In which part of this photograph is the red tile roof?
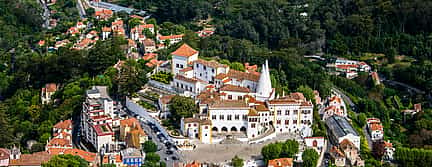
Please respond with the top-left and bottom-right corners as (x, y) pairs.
(48, 148), (96, 163)
(159, 34), (184, 40)
(185, 161), (201, 167)
(9, 151), (52, 166)
(220, 84), (250, 93)
(0, 148), (10, 160)
(93, 123), (114, 136)
(194, 59), (228, 68)
(160, 95), (175, 104)
(227, 69), (260, 82)
(47, 138), (72, 148)
(171, 44), (198, 57)
(53, 120), (72, 130)
(268, 158), (293, 167)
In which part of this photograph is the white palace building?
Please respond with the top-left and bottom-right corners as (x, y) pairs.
(169, 44), (314, 144)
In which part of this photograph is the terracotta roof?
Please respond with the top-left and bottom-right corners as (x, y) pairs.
(0, 148), (10, 160)
(139, 24), (154, 29)
(209, 100), (249, 109)
(215, 73), (228, 80)
(175, 75), (206, 83)
(160, 95), (175, 104)
(45, 83), (57, 92)
(143, 39), (155, 46)
(171, 44), (198, 57)
(185, 161), (200, 167)
(369, 123), (383, 131)
(329, 146), (345, 158)
(196, 91), (221, 105)
(268, 158), (293, 167)
(255, 104), (269, 111)
(47, 138), (72, 147)
(336, 64), (358, 70)
(120, 118), (146, 136)
(200, 119), (212, 125)
(102, 27), (111, 32)
(330, 96), (342, 104)
(53, 120), (72, 130)
(220, 84), (250, 93)
(339, 139), (355, 149)
(227, 69), (260, 82)
(180, 67), (193, 72)
(248, 108), (259, 116)
(159, 34), (184, 40)
(268, 93), (308, 105)
(9, 151), (52, 166)
(130, 15), (144, 20)
(93, 123), (114, 136)
(184, 117), (200, 123)
(48, 148), (96, 163)
(38, 40), (45, 46)
(384, 141), (393, 148)
(194, 59), (228, 69)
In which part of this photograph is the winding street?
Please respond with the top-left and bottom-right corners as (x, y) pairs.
(38, 0), (50, 28)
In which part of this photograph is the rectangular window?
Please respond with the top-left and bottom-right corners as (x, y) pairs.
(285, 120), (289, 125)
(220, 115), (224, 120)
(235, 115), (239, 120)
(227, 115), (232, 120)
(204, 66), (207, 70)
(285, 110), (290, 115)
(293, 120), (297, 124)
(251, 123), (256, 128)
(294, 110), (298, 114)
(242, 115), (247, 120)
(176, 64), (179, 68)
(180, 64), (184, 68)
(228, 95), (232, 100)
(277, 120), (281, 124)
(205, 126), (208, 129)
(196, 64), (199, 68)
(238, 96), (243, 100)
(277, 110), (282, 115)
(212, 69), (215, 73)
(212, 115), (217, 120)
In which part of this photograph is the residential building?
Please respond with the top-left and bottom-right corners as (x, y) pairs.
(267, 158), (293, 167)
(326, 115), (360, 150)
(130, 24), (155, 40)
(81, 86), (117, 151)
(120, 118), (148, 149)
(366, 118), (383, 141)
(0, 148), (10, 166)
(120, 148), (144, 166)
(41, 83), (57, 104)
(304, 137), (325, 153)
(47, 148), (97, 166)
(323, 95), (346, 120)
(340, 139), (364, 166)
(157, 34), (184, 45)
(8, 151), (52, 167)
(95, 9), (113, 20)
(329, 146), (346, 167)
(102, 27), (111, 40)
(143, 39), (156, 53)
(383, 141), (395, 162)
(171, 44), (199, 75)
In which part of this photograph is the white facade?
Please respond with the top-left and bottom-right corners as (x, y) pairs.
(338, 134), (360, 150)
(172, 54), (198, 75)
(267, 99), (313, 135)
(81, 86), (115, 151)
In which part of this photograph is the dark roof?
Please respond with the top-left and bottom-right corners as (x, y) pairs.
(325, 115), (358, 138)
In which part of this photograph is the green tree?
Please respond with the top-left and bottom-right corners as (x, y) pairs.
(168, 95), (198, 123)
(296, 85), (315, 101)
(42, 154), (88, 167)
(230, 62), (245, 72)
(143, 140), (158, 153)
(231, 155), (244, 167)
(261, 143), (282, 163)
(302, 149), (319, 167)
(145, 152), (161, 163)
(280, 140), (299, 158)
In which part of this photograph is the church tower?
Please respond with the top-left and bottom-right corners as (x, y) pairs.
(256, 60), (273, 101)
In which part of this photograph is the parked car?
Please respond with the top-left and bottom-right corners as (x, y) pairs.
(166, 150), (173, 155)
(171, 156), (178, 160)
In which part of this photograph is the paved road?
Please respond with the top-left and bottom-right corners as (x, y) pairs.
(38, 0), (50, 28)
(76, 0), (87, 18)
(139, 119), (182, 167)
(332, 88), (357, 112)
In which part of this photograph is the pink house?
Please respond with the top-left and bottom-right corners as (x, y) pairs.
(0, 148), (10, 166)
